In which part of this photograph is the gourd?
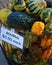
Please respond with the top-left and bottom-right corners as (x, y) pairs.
(31, 21), (45, 35)
(40, 34), (52, 48)
(25, 0), (47, 15)
(10, 0), (26, 11)
(40, 8), (52, 23)
(0, 8), (12, 25)
(7, 12), (38, 30)
(46, 22), (52, 31)
(14, 0), (26, 11)
(41, 47), (52, 59)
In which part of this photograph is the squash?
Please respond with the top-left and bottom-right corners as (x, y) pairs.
(0, 8), (12, 25)
(41, 47), (52, 59)
(40, 35), (47, 48)
(25, 0), (47, 15)
(40, 34), (52, 48)
(31, 21), (45, 35)
(46, 22), (52, 31)
(7, 12), (38, 30)
(40, 8), (52, 23)
(11, 0), (26, 11)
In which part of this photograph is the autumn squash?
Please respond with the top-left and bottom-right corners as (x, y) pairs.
(7, 12), (38, 30)
(10, 0), (26, 11)
(25, 0), (47, 15)
(0, 8), (12, 25)
(31, 21), (45, 35)
(40, 34), (52, 48)
(41, 47), (52, 59)
(46, 22), (52, 31)
(7, 3), (14, 10)
(40, 8), (52, 23)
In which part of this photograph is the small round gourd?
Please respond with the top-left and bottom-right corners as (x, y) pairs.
(40, 8), (52, 23)
(31, 21), (45, 35)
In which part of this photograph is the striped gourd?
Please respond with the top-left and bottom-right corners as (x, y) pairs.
(25, 0), (47, 15)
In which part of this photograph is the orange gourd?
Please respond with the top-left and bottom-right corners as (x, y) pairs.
(41, 47), (52, 59)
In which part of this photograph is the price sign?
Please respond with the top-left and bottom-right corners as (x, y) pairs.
(1, 27), (24, 49)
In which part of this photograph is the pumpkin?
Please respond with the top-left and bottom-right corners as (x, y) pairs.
(40, 35), (47, 48)
(40, 34), (52, 48)
(0, 8), (12, 25)
(41, 47), (52, 59)
(40, 8), (52, 23)
(31, 21), (45, 35)
(7, 12), (38, 30)
(25, 0), (47, 15)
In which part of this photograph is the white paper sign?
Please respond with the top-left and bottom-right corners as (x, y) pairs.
(1, 27), (24, 49)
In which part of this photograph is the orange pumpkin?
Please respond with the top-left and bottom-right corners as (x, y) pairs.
(41, 47), (52, 59)
(40, 34), (52, 48)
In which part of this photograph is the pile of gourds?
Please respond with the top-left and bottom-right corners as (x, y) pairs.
(0, 0), (52, 65)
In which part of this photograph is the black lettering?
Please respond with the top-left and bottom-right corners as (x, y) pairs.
(2, 34), (7, 39)
(13, 40), (21, 45)
(8, 37), (12, 41)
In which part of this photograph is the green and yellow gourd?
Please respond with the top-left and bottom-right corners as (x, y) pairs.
(0, 8), (12, 25)
(40, 8), (52, 23)
(46, 22), (52, 31)
(25, 0), (47, 15)
(8, 0), (26, 11)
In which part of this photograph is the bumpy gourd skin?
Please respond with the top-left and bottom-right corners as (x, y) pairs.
(31, 21), (45, 35)
(7, 12), (38, 30)
(25, 0), (47, 15)
(40, 8), (52, 23)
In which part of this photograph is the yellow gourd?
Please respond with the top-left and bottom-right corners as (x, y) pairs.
(31, 21), (45, 35)
(0, 8), (12, 24)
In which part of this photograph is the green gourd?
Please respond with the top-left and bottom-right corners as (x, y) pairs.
(7, 12), (38, 30)
(40, 8), (52, 23)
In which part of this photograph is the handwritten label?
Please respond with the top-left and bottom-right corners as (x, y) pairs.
(1, 27), (24, 49)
